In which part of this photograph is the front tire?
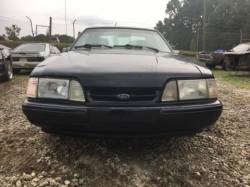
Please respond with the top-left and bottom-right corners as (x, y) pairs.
(2, 60), (13, 81)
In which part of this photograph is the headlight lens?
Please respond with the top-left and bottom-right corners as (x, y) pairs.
(178, 79), (208, 100)
(38, 78), (70, 99)
(161, 80), (178, 102)
(69, 80), (85, 102)
(161, 79), (218, 102)
(207, 79), (218, 99)
(27, 78), (85, 102)
(26, 78), (38, 98)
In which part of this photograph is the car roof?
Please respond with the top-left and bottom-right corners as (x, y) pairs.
(84, 26), (157, 32)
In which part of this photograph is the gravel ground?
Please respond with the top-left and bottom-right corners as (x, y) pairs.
(0, 75), (249, 187)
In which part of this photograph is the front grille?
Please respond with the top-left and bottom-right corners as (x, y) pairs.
(87, 87), (160, 102)
(12, 57), (44, 62)
(27, 57), (44, 62)
(12, 57), (19, 61)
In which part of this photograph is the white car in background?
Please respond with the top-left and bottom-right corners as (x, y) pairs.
(11, 43), (60, 73)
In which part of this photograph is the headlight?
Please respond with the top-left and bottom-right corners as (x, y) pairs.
(161, 79), (218, 102)
(178, 79), (208, 100)
(26, 78), (38, 98)
(207, 79), (218, 99)
(69, 80), (85, 102)
(26, 78), (85, 102)
(161, 80), (178, 102)
(38, 78), (70, 99)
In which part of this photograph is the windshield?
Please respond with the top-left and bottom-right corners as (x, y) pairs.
(72, 28), (172, 53)
(13, 43), (46, 53)
(232, 43), (250, 52)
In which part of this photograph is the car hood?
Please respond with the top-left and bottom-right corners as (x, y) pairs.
(32, 50), (212, 87)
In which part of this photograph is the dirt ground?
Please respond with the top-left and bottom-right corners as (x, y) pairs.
(0, 75), (249, 187)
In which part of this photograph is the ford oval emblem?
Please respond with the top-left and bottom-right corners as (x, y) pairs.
(117, 94), (130, 100)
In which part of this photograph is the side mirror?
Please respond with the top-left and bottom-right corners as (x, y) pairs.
(62, 47), (70, 52)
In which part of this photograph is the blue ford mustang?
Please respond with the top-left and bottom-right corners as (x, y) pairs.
(22, 27), (223, 136)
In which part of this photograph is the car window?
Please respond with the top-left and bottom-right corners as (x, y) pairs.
(73, 28), (172, 53)
(13, 43), (45, 53)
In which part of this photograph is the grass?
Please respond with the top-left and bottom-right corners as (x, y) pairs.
(213, 70), (250, 89)
(180, 50), (198, 57)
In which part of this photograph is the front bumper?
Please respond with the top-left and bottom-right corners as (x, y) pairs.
(13, 61), (40, 69)
(22, 99), (223, 135)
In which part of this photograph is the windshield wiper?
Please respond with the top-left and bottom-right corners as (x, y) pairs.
(74, 44), (112, 50)
(113, 44), (160, 53)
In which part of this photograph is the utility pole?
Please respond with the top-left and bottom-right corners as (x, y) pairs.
(26, 16), (34, 37)
(49, 17), (52, 37)
(65, 0), (68, 35)
(197, 27), (200, 52)
(73, 19), (77, 39)
(202, 0), (207, 51)
(240, 30), (243, 43)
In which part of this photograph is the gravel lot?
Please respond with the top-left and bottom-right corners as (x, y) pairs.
(0, 75), (249, 187)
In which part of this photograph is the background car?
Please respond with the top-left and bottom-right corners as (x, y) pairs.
(197, 51), (213, 63)
(198, 49), (225, 69)
(11, 43), (60, 73)
(224, 43), (250, 70)
(0, 44), (13, 81)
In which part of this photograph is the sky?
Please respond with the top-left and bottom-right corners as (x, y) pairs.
(0, 0), (168, 37)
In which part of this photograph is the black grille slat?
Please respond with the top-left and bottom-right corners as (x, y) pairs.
(12, 57), (19, 61)
(87, 87), (159, 102)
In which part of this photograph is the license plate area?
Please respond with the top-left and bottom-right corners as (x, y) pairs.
(89, 108), (157, 124)
(19, 58), (28, 66)
(19, 58), (28, 62)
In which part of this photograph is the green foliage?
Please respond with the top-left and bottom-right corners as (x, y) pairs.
(179, 50), (198, 57)
(5, 25), (21, 41)
(156, 0), (250, 51)
(54, 35), (74, 43)
(213, 70), (250, 89)
(0, 35), (5, 41)
(20, 34), (74, 44)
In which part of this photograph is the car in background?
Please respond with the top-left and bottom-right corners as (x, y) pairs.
(224, 43), (250, 70)
(22, 27), (222, 136)
(11, 43), (60, 73)
(207, 49), (225, 69)
(197, 51), (213, 63)
(198, 49), (225, 69)
(0, 44), (13, 81)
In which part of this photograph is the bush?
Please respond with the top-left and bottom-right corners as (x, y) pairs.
(179, 50), (198, 57)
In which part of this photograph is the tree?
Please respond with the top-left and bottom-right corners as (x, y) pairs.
(0, 35), (5, 41)
(156, 0), (250, 51)
(156, 0), (203, 50)
(5, 25), (21, 40)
